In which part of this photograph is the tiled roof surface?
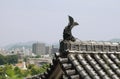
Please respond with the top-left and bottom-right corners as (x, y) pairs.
(28, 52), (120, 79)
(28, 40), (120, 79)
(66, 53), (120, 79)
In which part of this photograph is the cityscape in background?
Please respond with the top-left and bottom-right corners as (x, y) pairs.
(0, 38), (120, 62)
(0, 41), (59, 68)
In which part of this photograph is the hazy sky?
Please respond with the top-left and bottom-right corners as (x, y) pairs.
(0, 0), (120, 46)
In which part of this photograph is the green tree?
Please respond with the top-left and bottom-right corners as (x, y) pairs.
(0, 63), (50, 79)
(21, 70), (30, 77)
(6, 68), (15, 77)
(6, 55), (18, 64)
(27, 64), (35, 69)
(0, 54), (19, 65)
(0, 54), (6, 65)
(35, 55), (41, 58)
(4, 64), (13, 70)
(14, 67), (21, 74)
(0, 67), (6, 79)
(42, 64), (49, 69)
(30, 67), (40, 75)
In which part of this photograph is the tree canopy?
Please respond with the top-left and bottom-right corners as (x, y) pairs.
(0, 54), (18, 65)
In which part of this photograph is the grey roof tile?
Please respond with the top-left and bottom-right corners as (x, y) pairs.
(66, 69), (76, 75)
(69, 74), (79, 79)
(62, 63), (72, 69)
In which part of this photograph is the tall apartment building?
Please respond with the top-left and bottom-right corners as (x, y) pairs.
(46, 46), (52, 55)
(32, 42), (46, 56)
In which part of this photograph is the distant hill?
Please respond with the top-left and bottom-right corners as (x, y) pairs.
(109, 39), (120, 42)
(4, 41), (59, 50)
(4, 41), (35, 50)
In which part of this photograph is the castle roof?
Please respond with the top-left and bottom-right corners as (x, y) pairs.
(28, 40), (120, 79)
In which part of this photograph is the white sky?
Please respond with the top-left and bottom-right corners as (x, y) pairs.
(0, 0), (120, 46)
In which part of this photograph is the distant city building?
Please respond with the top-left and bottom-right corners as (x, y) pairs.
(46, 46), (52, 55)
(0, 48), (7, 56)
(32, 42), (46, 55)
